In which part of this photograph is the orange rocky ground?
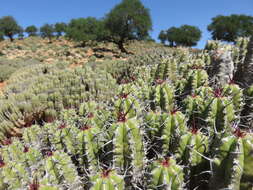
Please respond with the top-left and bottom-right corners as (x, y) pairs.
(0, 82), (6, 91)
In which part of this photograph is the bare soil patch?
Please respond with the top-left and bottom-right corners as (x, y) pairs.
(0, 82), (6, 91)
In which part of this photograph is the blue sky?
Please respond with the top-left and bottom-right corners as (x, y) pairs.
(0, 0), (252, 48)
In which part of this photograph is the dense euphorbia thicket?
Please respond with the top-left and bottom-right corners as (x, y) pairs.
(0, 37), (253, 189)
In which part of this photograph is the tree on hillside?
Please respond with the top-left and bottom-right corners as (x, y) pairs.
(158, 30), (167, 44)
(104, 0), (152, 53)
(166, 25), (202, 47)
(166, 27), (180, 47)
(175, 25), (202, 46)
(40, 24), (55, 42)
(0, 16), (21, 42)
(208, 14), (253, 42)
(25, 25), (38, 37)
(54, 22), (67, 38)
(66, 17), (109, 46)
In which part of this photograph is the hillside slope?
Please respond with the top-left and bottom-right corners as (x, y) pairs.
(0, 37), (252, 190)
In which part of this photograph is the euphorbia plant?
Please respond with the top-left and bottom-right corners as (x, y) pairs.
(210, 128), (253, 190)
(149, 157), (185, 189)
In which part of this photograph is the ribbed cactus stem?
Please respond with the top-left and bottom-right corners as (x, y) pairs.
(162, 111), (187, 155)
(77, 124), (100, 175)
(235, 36), (253, 87)
(113, 117), (145, 183)
(149, 82), (174, 112)
(207, 91), (236, 134)
(90, 169), (124, 190)
(175, 129), (208, 167)
(184, 69), (209, 93)
(149, 157), (184, 189)
(209, 131), (249, 190)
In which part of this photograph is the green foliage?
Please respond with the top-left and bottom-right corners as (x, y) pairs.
(40, 24), (55, 42)
(207, 14), (253, 42)
(158, 30), (167, 44)
(66, 17), (108, 46)
(105, 0), (152, 52)
(166, 27), (180, 47)
(54, 22), (67, 37)
(0, 16), (21, 41)
(25, 25), (38, 36)
(165, 25), (202, 47)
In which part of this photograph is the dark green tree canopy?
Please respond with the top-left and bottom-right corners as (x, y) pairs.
(40, 24), (55, 42)
(158, 30), (167, 44)
(0, 16), (21, 41)
(104, 0), (152, 52)
(54, 22), (67, 37)
(165, 25), (202, 47)
(175, 25), (202, 46)
(66, 17), (108, 45)
(25, 25), (38, 36)
(166, 27), (180, 47)
(208, 14), (253, 42)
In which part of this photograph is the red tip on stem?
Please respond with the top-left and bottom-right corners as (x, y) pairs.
(0, 158), (5, 168)
(23, 146), (29, 153)
(87, 112), (94, 118)
(155, 79), (165, 85)
(101, 169), (112, 178)
(58, 123), (67, 129)
(233, 128), (246, 138)
(29, 183), (40, 190)
(80, 125), (91, 131)
(161, 158), (170, 167)
(2, 138), (12, 146)
(117, 112), (127, 123)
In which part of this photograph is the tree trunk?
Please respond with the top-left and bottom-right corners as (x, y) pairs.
(81, 41), (86, 47)
(8, 35), (14, 42)
(117, 40), (128, 54)
(169, 41), (174, 47)
(48, 37), (52, 43)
